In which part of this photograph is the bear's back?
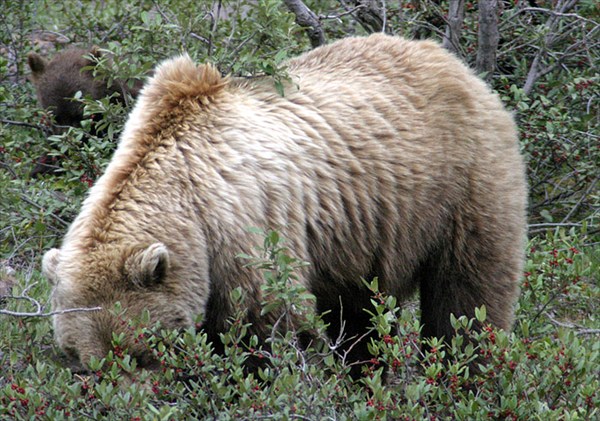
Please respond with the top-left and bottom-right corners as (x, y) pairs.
(63, 34), (524, 296)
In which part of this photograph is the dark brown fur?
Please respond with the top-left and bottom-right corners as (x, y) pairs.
(27, 47), (142, 176)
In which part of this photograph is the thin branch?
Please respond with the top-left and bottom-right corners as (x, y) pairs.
(150, 0), (172, 24)
(17, 193), (70, 228)
(544, 312), (600, 336)
(1, 118), (52, 135)
(207, 1), (222, 57)
(0, 159), (19, 179)
(528, 222), (584, 228)
(1, 282), (102, 317)
(189, 32), (210, 45)
(320, 5), (364, 21)
(0, 303), (103, 317)
(224, 31), (259, 74)
(561, 177), (598, 223)
(29, 29), (70, 43)
(520, 7), (598, 25)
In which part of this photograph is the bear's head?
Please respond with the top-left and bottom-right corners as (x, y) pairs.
(42, 242), (206, 370)
(27, 47), (111, 131)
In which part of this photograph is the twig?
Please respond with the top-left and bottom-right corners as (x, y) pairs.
(320, 5), (364, 21)
(189, 32), (210, 45)
(561, 177), (598, 223)
(380, 0), (386, 33)
(150, 0), (172, 24)
(0, 118), (52, 135)
(17, 193), (70, 228)
(520, 7), (599, 25)
(0, 159), (19, 179)
(1, 283), (102, 318)
(528, 222), (583, 229)
(544, 312), (600, 336)
(0, 303), (103, 317)
(224, 32), (259, 74)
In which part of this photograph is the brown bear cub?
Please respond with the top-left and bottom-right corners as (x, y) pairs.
(42, 34), (528, 379)
(27, 47), (141, 176)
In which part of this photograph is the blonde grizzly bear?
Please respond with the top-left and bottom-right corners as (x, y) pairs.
(42, 34), (527, 377)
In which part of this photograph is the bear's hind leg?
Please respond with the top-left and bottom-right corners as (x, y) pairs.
(316, 283), (382, 380)
(418, 237), (521, 348)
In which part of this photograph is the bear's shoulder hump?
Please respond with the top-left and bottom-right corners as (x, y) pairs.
(142, 54), (227, 108)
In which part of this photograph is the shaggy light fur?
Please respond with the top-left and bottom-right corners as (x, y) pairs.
(43, 34), (528, 373)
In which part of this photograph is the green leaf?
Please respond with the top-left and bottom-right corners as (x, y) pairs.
(540, 209), (553, 222)
(475, 306), (487, 323)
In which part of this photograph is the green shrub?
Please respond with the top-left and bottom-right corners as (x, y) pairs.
(1, 230), (598, 419)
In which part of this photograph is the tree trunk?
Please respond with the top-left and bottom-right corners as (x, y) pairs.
(476, 0), (500, 80)
(442, 0), (465, 54)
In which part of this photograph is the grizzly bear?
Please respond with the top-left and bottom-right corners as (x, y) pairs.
(42, 34), (528, 377)
(27, 47), (142, 176)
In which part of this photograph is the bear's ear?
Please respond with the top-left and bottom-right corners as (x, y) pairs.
(126, 243), (170, 289)
(27, 52), (46, 76)
(42, 248), (61, 286)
